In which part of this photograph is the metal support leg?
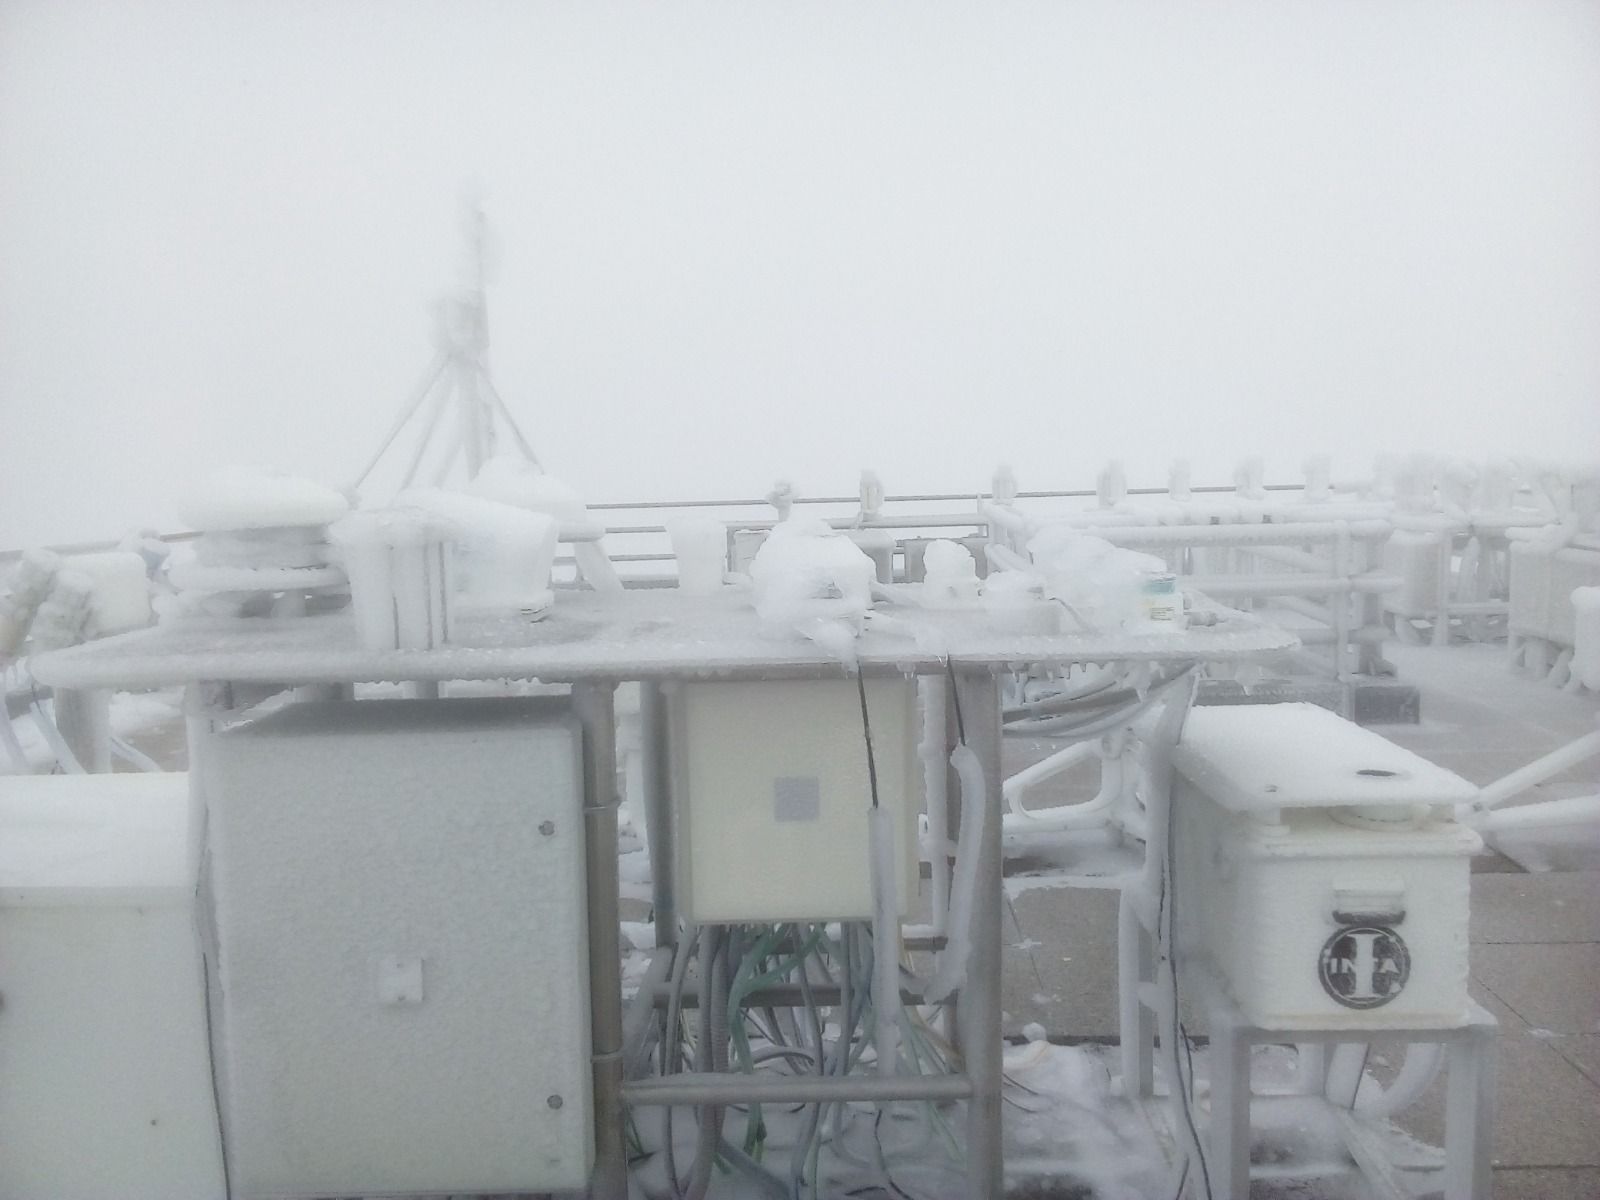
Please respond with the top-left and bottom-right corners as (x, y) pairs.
(574, 681), (628, 1200)
(1118, 892), (1155, 1098)
(1443, 1018), (1496, 1200)
(955, 669), (1003, 1198)
(1208, 1010), (1252, 1200)
(941, 672), (963, 1047)
(1120, 675), (1196, 1101)
(639, 681), (675, 948)
(1432, 530), (1454, 647)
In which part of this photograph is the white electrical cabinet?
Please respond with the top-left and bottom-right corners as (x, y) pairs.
(671, 678), (922, 923)
(0, 773), (224, 1200)
(203, 697), (592, 1198)
(1173, 704), (1480, 1031)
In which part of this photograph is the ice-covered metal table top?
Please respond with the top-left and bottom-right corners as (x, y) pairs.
(31, 588), (1298, 689)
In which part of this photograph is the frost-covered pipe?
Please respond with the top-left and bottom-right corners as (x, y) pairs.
(1003, 745), (1127, 833)
(1324, 1042), (1444, 1117)
(109, 735), (163, 773)
(924, 745), (986, 1005)
(1473, 793), (1600, 833)
(1361, 1043), (1443, 1117)
(0, 548), (60, 657)
(1003, 740), (1097, 816)
(685, 928), (729, 1200)
(1, 712), (30, 773)
(29, 699), (84, 774)
(913, 679), (949, 939)
(1095, 519), (1392, 547)
(869, 805), (902, 1076)
(1006, 669), (1192, 739)
(1324, 1042), (1364, 1109)
(983, 542), (1030, 574)
(1468, 727), (1600, 813)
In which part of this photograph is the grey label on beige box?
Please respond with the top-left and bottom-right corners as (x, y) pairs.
(773, 776), (820, 822)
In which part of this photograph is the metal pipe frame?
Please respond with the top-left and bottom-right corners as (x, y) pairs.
(623, 1071), (974, 1107)
(951, 668), (1005, 1198)
(1182, 573), (1398, 597)
(622, 949), (674, 1081)
(1094, 519), (1393, 547)
(638, 681), (676, 947)
(903, 676), (950, 943)
(573, 681), (628, 1200)
(648, 978), (928, 1011)
(1205, 994), (1497, 1200)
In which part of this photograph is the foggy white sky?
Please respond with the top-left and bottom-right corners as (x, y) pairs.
(2, 0), (1598, 548)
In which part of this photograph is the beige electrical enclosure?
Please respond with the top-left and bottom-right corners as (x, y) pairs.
(671, 677), (922, 923)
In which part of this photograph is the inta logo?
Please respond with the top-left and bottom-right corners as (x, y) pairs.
(1318, 925), (1411, 1009)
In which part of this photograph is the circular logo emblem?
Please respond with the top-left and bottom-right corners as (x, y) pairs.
(1318, 925), (1410, 1009)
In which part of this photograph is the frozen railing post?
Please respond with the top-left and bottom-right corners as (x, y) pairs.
(1097, 459), (1127, 510)
(1507, 462), (1600, 682)
(1167, 458), (1192, 504)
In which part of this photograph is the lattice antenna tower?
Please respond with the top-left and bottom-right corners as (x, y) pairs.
(353, 204), (541, 495)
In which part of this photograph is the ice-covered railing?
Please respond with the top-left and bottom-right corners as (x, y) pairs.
(1, 543), (161, 774)
(572, 462), (1371, 589)
(1503, 465), (1600, 690)
(980, 459), (1402, 690)
(1369, 455), (1597, 652)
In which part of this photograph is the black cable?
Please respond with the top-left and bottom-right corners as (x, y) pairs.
(855, 670), (881, 809)
(1171, 1155), (1190, 1200)
(943, 660), (966, 745)
(1349, 1043), (1374, 1111)
(1163, 765), (1214, 1200)
(872, 1109), (917, 1200)
(199, 950), (234, 1200)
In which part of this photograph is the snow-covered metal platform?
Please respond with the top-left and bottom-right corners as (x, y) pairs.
(29, 587), (1297, 689)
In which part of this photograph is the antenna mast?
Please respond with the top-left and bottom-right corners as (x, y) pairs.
(353, 203), (540, 496)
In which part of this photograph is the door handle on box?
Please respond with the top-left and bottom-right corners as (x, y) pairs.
(1332, 907), (1405, 926)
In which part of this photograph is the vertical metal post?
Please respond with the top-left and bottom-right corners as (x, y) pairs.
(1355, 534), (1384, 676)
(182, 684), (214, 886)
(1121, 676), (1197, 1103)
(1117, 892), (1155, 1098)
(1432, 529), (1454, 647)
(954, 669), (1003, 1198)
(1443, 1021), (1496, 1200)
(638, 681), (676, 948)
(1207, 1010), (1252, 1199)
(921, 677), (949, 938)
(940, 670), (962, 1046)
(1332, 525), (1353, 685)
(574, 681), (628, 1200)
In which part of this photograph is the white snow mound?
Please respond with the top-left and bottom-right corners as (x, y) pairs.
(180, 466), (349, 532)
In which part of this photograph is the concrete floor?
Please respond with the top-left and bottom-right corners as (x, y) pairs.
(999, 641), (1600, 1197)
